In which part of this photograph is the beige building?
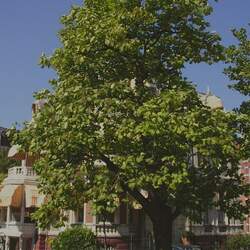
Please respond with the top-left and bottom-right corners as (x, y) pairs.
(0, 149), (135, 250)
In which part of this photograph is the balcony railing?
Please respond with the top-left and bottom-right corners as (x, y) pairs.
(71, 223), (130, 237)
(0, 222), (36, 237)
(8, 167), (37, 178)
(96, 224), (118, 235)
(191, 224), (244, 235)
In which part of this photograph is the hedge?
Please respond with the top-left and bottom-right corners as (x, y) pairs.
(51, 226), (97, 250)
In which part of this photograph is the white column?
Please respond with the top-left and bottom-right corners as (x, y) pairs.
(20, 186), (25, 224)
(5, 207), (11, 250)
(0, 208), (2, 223)
(69, 210), (75, 224)
(19, 235), (23, 250)
(5, 236), (9, 250)
(83, 204), (86, 224)
(6, 206), (10, 225)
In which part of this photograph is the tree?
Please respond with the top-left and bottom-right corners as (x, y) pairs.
(11, 1), (250, 250)
(225, 28), (250, 97)
(0, 149), (19, 184)
(0, 150), (11, 183)
(51, 226), (97, 250)
(224, 27), (250, 159)
(225, 234), (250, 250)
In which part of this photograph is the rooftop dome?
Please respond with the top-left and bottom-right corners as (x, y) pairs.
(199, 90), (223, 110)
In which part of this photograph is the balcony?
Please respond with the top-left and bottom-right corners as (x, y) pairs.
(96, 224), (131, 237)
(8, 167), (36, 178)
(0, 222), (36, 237)
(70, 223), (131, 237)
(191, 224), (244, 235)
(4, 167), (37, 185)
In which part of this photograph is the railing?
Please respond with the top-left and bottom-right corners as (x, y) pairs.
(0, 222), (36, 237)
(191, 224), (244, 235)
(96, 224), (118, 235)
(8, 167), (37, 178)
(71, 223), (130, 237)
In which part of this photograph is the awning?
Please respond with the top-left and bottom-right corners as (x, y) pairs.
(0, 184), (44, 208)
(8, 145), (26, 160)
(0, 185), (23, 207)
(25, 185), (44, 207)
(8, 145), (37, 166)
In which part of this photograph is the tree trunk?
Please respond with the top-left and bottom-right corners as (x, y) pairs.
(151, 211), (173, 250)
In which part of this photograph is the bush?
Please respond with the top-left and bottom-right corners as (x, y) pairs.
(51, 226), (97, 250)
(225, 234), (250, 250)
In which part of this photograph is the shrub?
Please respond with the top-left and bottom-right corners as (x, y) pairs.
(225, 234), (250, 250)
(51, 226), (97, 250)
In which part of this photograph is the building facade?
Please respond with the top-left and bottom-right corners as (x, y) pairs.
(240, 161), (250, 234)
(188, 160), (250, 250)
(0, 147), (152, 250)
(0, 146), (188, 250)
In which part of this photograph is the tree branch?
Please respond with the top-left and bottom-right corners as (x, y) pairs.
(99, 154), (150, 210)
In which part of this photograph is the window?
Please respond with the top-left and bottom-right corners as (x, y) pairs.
(202, 211), (209, 225)
(31, 196), (37, 206)
(218, 211), (225, 225)
(10, 207), (21, 222)
(0, 207), (7, 222)
(24, 207), (36, 223)
(97, 213), (115, 224)
(76, 208), (84, 223)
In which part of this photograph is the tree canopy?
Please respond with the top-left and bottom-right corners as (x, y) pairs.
(225, 28), (250, 97)
(11, 1), (250, 250)
(225, 234), (250, 250)
(224, 27), (250, 158)
(0, 150), (16, 183)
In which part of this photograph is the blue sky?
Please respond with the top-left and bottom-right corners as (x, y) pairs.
(0, 0), (249, 127)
